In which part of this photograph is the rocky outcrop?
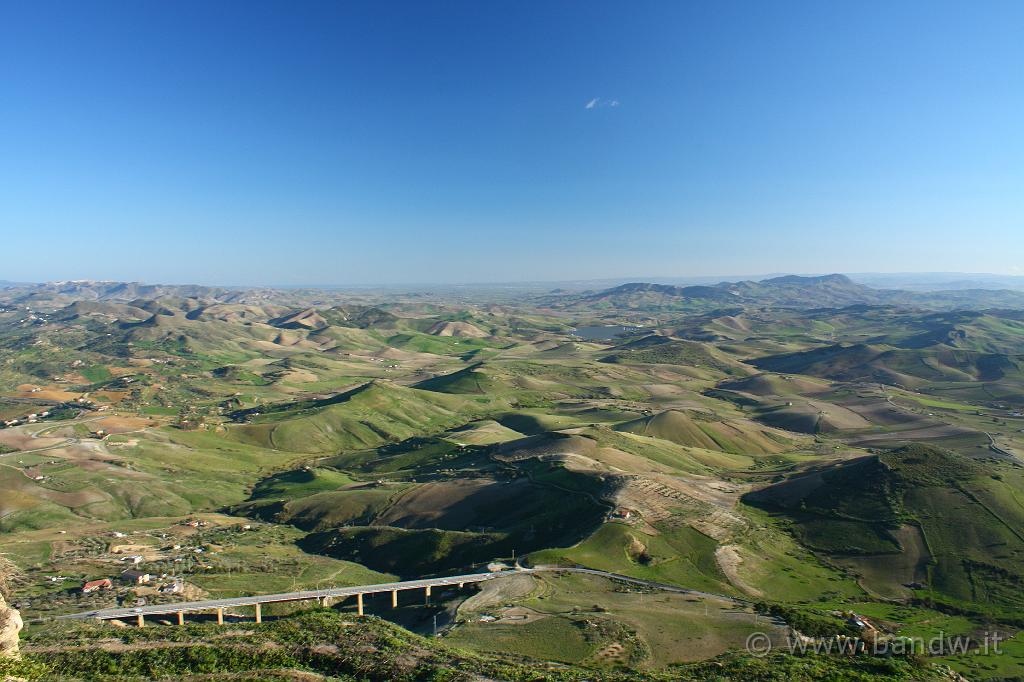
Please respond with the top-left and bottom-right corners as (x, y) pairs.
(0, 593), (22, 659)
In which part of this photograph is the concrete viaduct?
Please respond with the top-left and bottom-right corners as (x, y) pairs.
(60, 570), (514, 627)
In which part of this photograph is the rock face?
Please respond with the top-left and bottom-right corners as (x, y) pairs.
(0, 593), (22, 658)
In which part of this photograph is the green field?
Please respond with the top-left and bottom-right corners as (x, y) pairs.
(530, 523), (733, 595)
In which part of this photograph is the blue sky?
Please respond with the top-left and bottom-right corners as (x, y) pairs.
(1, 1), (1022, 285)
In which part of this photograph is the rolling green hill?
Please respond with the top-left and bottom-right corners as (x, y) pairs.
(5, 608), (952, 682)
(5, 281), (1024, 678)
(754, 342), (1024, 387)
(414, 363), (498, 394)
(745, 444), (1024, 619)
(601, 336), (750, 376)
(227, 381), (489, 453)
(286, 471), (607, 576)
(718, 373), (832, 396)
(614, 409), (799, 454)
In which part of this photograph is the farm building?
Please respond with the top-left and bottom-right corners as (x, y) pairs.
(81, 578), (113, 594)
(121, 570), (151, 585)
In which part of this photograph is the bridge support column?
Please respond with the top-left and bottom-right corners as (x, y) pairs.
(255, 603), (262, 624)
(137, 613), (144, 627)
(458, 582), (464, 588)
(177, 611), (184, 626)
(357, 593), (364, 616)
(216, 607), (224, 625)
(391, 590), (398, 608)
(425, 585), (431, 598)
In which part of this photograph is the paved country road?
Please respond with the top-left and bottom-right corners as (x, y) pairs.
(60, 566), (749, 622)
(526, 566), (750, 606)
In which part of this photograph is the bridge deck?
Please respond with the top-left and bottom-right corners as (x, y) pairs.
(62, 570), (512, 620)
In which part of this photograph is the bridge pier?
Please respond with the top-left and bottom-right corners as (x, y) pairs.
(65, 573), (507, 626)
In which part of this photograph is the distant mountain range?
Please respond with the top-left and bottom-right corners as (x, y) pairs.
(3, 274), (1024, 312)
(849, 272), (1024, 292)
(1, 280), (244, 301)
(0, 280), (340, 309)
(549, 274), (1024, 310)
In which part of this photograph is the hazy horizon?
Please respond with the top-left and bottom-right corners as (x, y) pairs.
(5, 270), (1024, 291)
(2, 2), (1022, 285)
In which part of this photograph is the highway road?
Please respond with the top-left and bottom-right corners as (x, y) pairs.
(60, 565), (749, 622)
(60, 571), (513, 621)
(527, 566), (749, 605)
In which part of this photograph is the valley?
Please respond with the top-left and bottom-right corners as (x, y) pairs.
(1, 275), (1023, 680)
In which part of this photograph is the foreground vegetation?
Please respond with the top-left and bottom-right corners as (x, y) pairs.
(3, 609), (953, 681)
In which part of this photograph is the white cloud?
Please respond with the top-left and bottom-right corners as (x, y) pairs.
(585, 98), (599, 109)
(585, 98), (619, 110)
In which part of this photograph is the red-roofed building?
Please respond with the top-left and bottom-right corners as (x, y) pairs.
(81, 578), (113, 593)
